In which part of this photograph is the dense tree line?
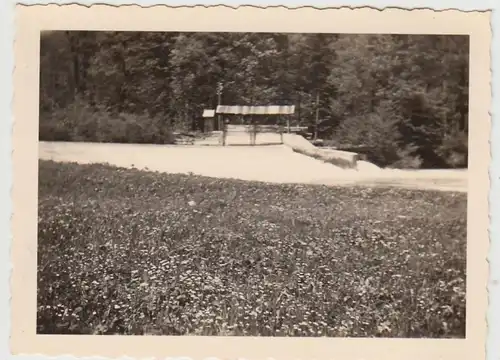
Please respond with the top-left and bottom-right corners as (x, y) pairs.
(39, 31), (469, 168)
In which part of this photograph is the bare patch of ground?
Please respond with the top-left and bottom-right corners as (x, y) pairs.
(39, 141), (467, 192)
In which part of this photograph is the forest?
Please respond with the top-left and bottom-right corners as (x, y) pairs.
(39, 31), (469, 168)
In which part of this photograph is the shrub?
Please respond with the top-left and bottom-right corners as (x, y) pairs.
(437, 130), (468, 168)
(39, 99), (175, 145)
(333, 111), (422, 169)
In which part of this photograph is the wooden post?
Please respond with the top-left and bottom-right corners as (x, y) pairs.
(216, 82), (223, 132)
(222, 117), (227, 146)
(248, 115), (252, 145)
(314, 91), (320, 140)
(251, 116), (256, 146)
(217, 92), (222, 131)
(279, 115), (284, 144)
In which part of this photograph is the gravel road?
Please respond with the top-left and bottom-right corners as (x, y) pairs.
(39, 141), (467, 192)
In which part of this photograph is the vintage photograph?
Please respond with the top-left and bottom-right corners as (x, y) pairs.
(37, 30), (469, 338)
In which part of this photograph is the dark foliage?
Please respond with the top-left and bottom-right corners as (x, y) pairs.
(40, 32), (469, 168)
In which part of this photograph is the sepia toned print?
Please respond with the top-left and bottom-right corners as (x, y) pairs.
(11, 5), (490, 360)
(37, 30), (468, 338)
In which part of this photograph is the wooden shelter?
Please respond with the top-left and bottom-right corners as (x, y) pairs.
(216, 105), (295, 129)
(202, 109), (216, 132)
(216, 105), (296, 145)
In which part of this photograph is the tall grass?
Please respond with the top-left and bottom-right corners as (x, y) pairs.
(37, 160), (467, 337)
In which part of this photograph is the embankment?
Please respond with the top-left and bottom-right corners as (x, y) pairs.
(282, 134), (360, 169)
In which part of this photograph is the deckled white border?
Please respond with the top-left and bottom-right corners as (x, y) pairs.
(1, 2), (498, 360)
(10, 0), (499, 9)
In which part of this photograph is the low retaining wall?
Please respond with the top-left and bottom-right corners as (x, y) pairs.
(282, 134), (359, 169)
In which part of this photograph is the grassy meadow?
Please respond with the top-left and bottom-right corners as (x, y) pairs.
(37, 160), (467, 337)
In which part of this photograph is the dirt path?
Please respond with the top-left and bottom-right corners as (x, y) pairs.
(39, 141), (467, 192)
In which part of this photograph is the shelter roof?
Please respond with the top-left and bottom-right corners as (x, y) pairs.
(216, 105), (295, 115)
(202, 109), (216, 117)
